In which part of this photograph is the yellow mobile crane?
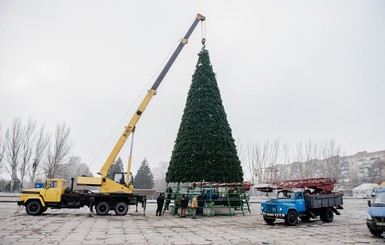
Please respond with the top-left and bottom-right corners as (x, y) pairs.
(17, 14), (205, 216)
(78, 13), (206, 192)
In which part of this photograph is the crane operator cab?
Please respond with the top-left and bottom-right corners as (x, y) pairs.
(111, 172), (134, 186)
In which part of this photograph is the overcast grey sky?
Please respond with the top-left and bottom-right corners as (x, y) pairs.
(1, 1), (384, 175)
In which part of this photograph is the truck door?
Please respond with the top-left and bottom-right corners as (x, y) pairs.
(295, 192), (306, 213)
(44, 180), (61, 202)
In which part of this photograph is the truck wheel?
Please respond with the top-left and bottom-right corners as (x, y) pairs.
(26, 200), (42, 215)
(285, 210), (298, 226)
(115, 202), (128, 216)
(263, 216), (276, 224)
(95, 201), (110, 215)
(369, 229), (383, 237)
(320, 208), (334, 222)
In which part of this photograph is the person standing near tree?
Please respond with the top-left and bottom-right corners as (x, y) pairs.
(180, 194), (189, 218)
(156, 193), (165, 216)
(191, 195), (198, 219)
(174, 193), (181, 216)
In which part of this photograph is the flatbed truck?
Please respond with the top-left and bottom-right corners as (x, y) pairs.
(258, 178), (344, 226)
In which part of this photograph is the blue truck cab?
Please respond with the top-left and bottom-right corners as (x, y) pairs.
(367, 187), (385, 237)
(261, 189), (343, 226)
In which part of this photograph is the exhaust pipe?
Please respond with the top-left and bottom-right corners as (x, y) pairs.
(71, 178), (75, 192)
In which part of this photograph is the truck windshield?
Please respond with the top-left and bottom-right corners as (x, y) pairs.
(113, 172), (126, 184)
(373, 192), (385, 205)
(277, 191), (294, 199)
(47, 181), (57, 188)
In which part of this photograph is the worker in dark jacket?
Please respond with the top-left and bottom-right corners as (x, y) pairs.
(156, 193), (165, 216)
(180, 194), (189, 218)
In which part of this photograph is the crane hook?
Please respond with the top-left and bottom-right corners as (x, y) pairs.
(201, 38), (206, 48)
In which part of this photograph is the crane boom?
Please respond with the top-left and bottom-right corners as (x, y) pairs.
(78, 14), (205, 193)
(151, 14), (206, 90)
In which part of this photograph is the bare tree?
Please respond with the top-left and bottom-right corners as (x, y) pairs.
(349, 162), (360, 189)
(4, 118), (23, 192)
(293, 140), (319, 178)
(293, 142), (304, 178)
(44, 123), (73, 178)
(305, 140), (320, 177)
(240, 138), (345, 186)
(263, 139), (281, 182)
(19, 119), (36, 190)
(237, 140), (256, 184)
(368, 160), (385, 183)
(28, 124), (49, 186)
(0, 125), (5, 174)
(320, 139), (341, 179)
(278, 144), (292, 180)
(239, 139), (282, 184)
(246, 141), (264, 183)
(57, 157), (93, 184)
(75, 163), (93, 177)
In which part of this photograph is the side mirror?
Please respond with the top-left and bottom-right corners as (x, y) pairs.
(368, 200), (372, 207)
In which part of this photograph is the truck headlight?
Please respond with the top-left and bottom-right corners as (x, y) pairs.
(367, 213), (373, 221)
(261, 206), (264, 210)
(279, 207), (283, 212)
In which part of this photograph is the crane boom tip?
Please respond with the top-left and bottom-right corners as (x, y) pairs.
(197, 13), (206, 21)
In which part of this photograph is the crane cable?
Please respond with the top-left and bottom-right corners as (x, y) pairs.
(88, 16), (203, 170)
(88, 38), (182, 170)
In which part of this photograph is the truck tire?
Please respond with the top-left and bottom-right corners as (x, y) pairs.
(320, 208), (334, 222)
(285, 210), (298, 226)
(369, 229), (383, 237)
(26, 200), (42, 215)
(95, 201), (110, 215)
(115, 202), (128, 216)
(263, 216), (276, 224)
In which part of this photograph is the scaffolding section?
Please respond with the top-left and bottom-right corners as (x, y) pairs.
(163, 182), (251, 217)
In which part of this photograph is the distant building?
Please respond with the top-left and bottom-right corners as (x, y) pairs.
(340, 151), (385, 189)
(152, 161), (169, 192)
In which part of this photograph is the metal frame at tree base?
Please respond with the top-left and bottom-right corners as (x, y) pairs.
(163, 182), (252, 217)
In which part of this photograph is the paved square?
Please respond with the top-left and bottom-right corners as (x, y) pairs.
(0, 198), (382, 244)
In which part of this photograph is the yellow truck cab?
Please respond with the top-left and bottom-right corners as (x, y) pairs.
(18, 179), (67, 215)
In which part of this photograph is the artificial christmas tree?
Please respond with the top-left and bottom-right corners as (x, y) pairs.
(166, 48), (243, 183)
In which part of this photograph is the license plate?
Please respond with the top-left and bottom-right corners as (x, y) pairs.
(265, 213), (275, 216)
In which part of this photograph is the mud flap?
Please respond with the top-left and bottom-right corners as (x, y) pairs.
(331, 206), (341, 215)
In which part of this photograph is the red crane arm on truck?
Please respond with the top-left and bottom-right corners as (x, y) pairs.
(270, 178), (336, 193)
